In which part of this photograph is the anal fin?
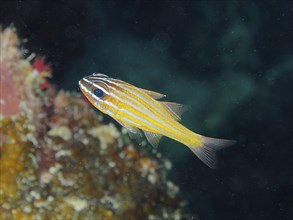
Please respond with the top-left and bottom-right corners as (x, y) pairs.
(143, 130), (163, 148)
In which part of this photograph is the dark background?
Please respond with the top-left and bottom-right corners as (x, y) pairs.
(1, 1), (292, 219)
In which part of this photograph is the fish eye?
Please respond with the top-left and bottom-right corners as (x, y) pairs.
(93, 88), (104, 98)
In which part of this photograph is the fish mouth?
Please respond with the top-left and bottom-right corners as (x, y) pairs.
(78, 78), (88, 91)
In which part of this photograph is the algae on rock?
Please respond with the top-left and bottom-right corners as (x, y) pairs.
(0, 27), (185, 220)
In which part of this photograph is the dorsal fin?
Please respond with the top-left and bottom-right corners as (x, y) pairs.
(143, 130), (163, 148)
(160, 102), (189, 121)
(140, 88), (166, 100)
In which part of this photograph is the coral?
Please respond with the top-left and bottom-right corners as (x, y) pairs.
(0, 27), (186, 219)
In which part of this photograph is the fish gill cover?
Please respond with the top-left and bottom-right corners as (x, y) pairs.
(0, 27), (192, 220)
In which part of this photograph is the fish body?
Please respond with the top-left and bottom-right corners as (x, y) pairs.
(79, 73), (235, 168)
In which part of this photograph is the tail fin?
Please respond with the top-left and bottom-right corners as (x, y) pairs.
(188, 136), (236, 169)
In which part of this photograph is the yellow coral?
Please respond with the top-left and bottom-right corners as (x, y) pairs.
(0, 117), (31, 201)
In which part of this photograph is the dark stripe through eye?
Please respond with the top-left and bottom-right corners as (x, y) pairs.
(93, 88), (104, 98)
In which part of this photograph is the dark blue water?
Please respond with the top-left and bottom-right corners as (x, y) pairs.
(1, 1), (292, 219)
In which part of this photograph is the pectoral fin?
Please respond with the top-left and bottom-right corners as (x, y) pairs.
(140, 88), (166, 100)
(160, 102), (190, 121)
(114, 119), (142, 141)
(143, 130), (163, 148)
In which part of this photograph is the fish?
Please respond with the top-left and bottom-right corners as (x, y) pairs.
(79, 73), (235, 169)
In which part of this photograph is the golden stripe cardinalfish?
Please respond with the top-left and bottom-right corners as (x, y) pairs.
(79, 73), (235, 169)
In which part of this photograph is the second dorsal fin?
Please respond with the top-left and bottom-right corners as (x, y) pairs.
(160, 102), (189, 121)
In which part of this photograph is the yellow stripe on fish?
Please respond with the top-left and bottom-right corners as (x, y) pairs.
(79, 73), (235, 169)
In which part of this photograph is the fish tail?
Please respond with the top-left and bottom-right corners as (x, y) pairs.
(187, 136), (236, 169)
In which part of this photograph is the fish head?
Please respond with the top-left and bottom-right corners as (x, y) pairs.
(79, 73), (115, 112)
